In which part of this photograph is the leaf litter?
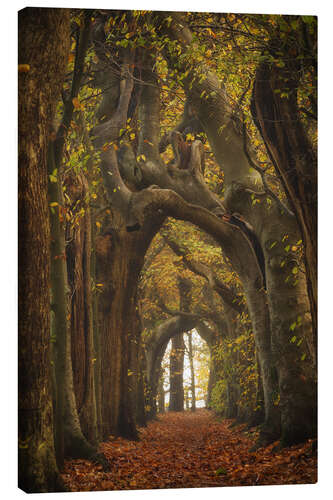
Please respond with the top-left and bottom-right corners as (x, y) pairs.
(61, 409), (317, 491)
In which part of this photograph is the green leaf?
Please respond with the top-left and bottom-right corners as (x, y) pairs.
(290, 335), (297, 343)
(302, 15), (315, 24)
(215, 467), (228, 476)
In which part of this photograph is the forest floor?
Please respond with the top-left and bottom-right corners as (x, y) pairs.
(61, 409), (317, 491)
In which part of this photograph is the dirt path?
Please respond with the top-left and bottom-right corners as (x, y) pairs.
(62, 409), (316, 491)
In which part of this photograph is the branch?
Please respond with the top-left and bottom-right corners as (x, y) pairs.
(90, 55), (136, 218)
(162, 233), (244, 313)
(91, 53), (135, 147)
(153, 289), (200, 321)
(137, 52), (162, 163)
(241, 116), (295, 218)
(54, 10), (92, 168)
(142, 240), (166, 273)
(130, 187), (265, 289)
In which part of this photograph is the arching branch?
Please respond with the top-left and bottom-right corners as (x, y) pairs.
(162, 233), (244, 313)
(130, 187), (265, 289)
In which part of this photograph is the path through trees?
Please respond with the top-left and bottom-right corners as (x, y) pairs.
(61, 410), (317, 491)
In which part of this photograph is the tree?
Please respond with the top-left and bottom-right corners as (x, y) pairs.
(160, 12), (316, 445)
(48, 10), (99, 462)
(18, 7), (70, 492)
(251, 15), (317, 352)
(186, 332), (196, 411)
(169, 333), (185, 411)
(87, 12), (274, 445)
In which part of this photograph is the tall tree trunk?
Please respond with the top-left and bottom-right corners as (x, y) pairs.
(157, 374), (166, 413)
(18, 7), (69, 492)
(247, 351), (266, 428)
(252, 28), (317, 358)
(169, 333), (185, 412)
(135, 344), (148, 427)
(96, 217), (162, 439)
(48, 153), (68, 468)
(63, 314), (97, 459)
(91, 222), (103, 441)
(48, 157), (97, 460)
(187, 332), (196, 411)
(65, 174), (97, 444)
(47, 9), (97, 459)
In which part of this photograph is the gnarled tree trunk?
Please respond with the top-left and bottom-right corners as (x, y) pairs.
(96, 216), (163, 439)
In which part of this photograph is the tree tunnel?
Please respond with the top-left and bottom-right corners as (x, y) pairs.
(144, 313), (220, 418)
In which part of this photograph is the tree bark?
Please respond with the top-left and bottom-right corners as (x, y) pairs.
(66, 174), (98, 445)
(252, 46), (317, 364)
(96, 217), (162, 439)
(48, 150), (68, 468)
(18, 7), (70, 492)
(169, 333), (185, 412)
(187, 332), (196, 411)
(49, 153), (97, 461)
(157, 374), (166, 413)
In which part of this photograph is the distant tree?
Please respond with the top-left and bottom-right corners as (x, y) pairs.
(169, 333), (185, 411)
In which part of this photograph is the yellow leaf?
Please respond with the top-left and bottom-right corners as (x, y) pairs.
(49, 202), (58, 207)
(72, 97), (81, 109)
(18, 64), (30, 73)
